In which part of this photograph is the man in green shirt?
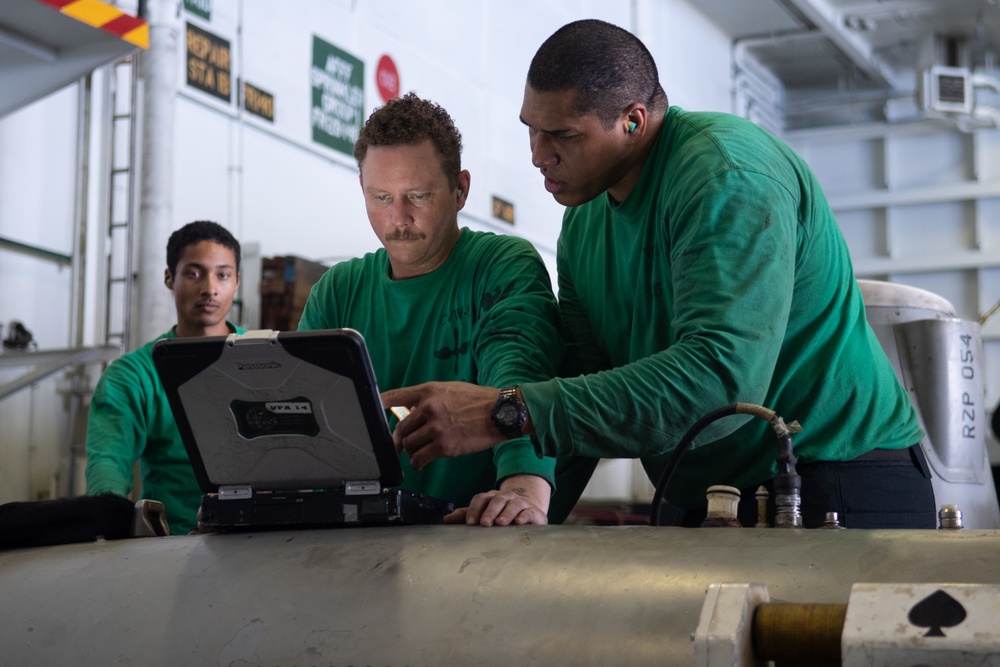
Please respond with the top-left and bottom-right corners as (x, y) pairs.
(298, 93), (564, 526)
(85, 221), (244, 534)
(385, 20), (936, 529)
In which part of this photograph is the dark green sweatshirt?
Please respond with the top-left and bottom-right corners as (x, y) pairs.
(523, 107), (922, 508)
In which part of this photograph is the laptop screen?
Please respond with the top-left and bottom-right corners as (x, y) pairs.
(152, 329), (404, 492)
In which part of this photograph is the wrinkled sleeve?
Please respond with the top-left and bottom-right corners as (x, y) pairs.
(84, 357), (150, 498)
(470, 237), (564, 487)
(555, 232), (611, 378)
(523, 170), (798, 459)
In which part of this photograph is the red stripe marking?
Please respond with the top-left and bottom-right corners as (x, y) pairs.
(101, 14), (146, 37)
(36, 0), (77, 8)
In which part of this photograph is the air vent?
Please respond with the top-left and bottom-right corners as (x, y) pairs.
(923, 66), (972, 114)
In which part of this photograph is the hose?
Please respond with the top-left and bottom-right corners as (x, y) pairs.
(649, 402), (800, 527)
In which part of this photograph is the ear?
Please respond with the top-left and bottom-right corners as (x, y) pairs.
(623, 103), (648, 137)
(164, 269), (174, 289)
(455, 170), (471, 210)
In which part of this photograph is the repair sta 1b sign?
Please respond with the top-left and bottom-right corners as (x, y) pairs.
(310, 36), (364, 157)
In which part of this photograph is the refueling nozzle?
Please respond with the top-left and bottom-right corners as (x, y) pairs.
(736, 403), (803, 528)
(770, 415), (802, 528)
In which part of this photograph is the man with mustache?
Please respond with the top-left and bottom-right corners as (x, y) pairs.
(298, 93), (564, 526)
(85, 220), (244, 534)
(385, 20), (936, 529)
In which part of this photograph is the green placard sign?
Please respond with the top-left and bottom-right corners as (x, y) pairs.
(184, 0), (211, 21)
(310, 36), (364, 156)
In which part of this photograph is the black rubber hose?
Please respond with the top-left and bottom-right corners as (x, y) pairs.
(649, 404), (740, 526)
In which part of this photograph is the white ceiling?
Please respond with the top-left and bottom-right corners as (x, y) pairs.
(687, 0), (1000, 128)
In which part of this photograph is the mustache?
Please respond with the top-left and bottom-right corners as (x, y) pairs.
(385, 230), (426, 241)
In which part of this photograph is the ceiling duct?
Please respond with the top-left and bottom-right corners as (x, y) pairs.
(922, 65), (973, 115)
(690, 0), (1000, 131)
(917, 33), (1000, 131)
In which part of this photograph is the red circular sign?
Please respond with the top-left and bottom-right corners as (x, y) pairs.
(376, 55), (400, 102)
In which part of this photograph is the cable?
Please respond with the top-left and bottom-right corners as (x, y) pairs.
(649, 402), (800, 527)
(650, 404), (738, 526)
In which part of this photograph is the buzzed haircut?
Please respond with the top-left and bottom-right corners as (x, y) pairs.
(527, 19), (668, 127)
(353, 92), (463, 187)
(165, 220), (241, 278)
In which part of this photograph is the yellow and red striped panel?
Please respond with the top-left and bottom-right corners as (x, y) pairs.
(37, 0), (148, 49)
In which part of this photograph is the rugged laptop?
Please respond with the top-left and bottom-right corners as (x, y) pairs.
(152, 328), (454, 529)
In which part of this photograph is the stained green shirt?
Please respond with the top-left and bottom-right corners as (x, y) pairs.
(522, 108), (923, 508)
(85, 323), (245, 534)
(298, 229), (561, 506)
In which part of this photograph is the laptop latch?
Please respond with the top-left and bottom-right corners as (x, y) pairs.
(345, 481), (380, 495)
(226, 330), (280, 346)
(218, 485), (253, 500)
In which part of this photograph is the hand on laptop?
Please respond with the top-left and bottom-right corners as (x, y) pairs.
(451, 474), (550, 527)
(382, 381), (532, 470)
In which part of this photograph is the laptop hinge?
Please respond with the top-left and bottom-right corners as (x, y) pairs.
(345, 480), (380, 495)
(226, 329), (279, 346)
(218, 484), (254, 500)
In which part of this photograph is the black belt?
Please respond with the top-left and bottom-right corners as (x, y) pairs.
(795, 444), (930, 479)
(852, 446), (915, 461)
(798, 445), (917, 468)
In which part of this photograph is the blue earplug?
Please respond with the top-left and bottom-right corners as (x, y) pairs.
(627, 121), (637, 133)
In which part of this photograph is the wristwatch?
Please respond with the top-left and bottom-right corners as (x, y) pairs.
(491, 386), (527, 439)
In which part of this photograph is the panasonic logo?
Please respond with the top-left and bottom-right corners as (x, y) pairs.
(235, 361), (281, 371)
(266, 402), (312, 413)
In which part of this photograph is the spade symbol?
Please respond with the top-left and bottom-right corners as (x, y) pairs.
(908, 589), (967, 637)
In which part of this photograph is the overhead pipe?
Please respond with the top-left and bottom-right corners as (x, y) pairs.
(779, 0), (906, 91)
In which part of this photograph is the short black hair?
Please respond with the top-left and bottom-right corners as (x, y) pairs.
(165, 221), (241, 277)
(353, 92), (463, 188)
(527, 19), (668, 127)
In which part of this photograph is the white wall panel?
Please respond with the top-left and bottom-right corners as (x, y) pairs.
(0, 87), (78, 254)
(806, 138), (885, 194)
(887, 132), (974, 188)
(652, 0), (732, 113)
(239, 126), (369, 262)
(172, 98), (231, 228)
(890, 201), (976, 257)
(837, 208), (887, 263)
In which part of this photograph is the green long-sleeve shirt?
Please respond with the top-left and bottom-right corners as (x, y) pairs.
(298, 229), (561, 507)
(521, 107), (922, 508)
(85, 323), (245, 534)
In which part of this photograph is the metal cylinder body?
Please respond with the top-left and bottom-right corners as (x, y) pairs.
(2, 526), (999, 665)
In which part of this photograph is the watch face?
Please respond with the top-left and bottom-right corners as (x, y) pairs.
(496, 404), (519, 424)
